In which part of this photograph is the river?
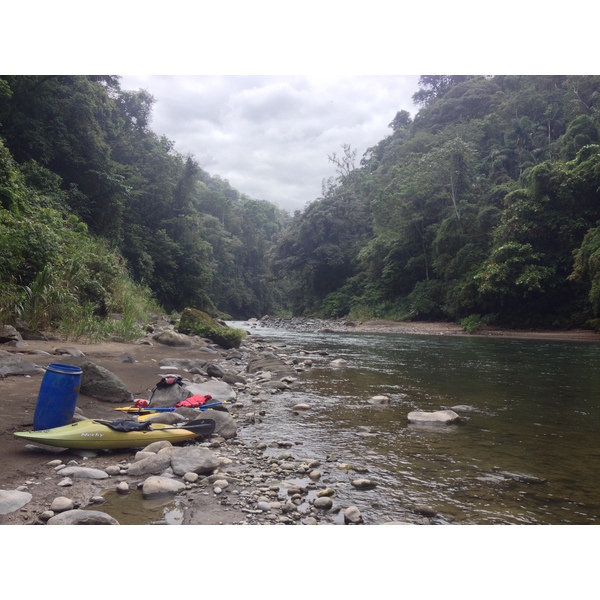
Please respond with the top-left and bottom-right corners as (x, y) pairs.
(232, 321), (600, 525)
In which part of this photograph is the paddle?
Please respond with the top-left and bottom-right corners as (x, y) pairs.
(94, 418), (216, 437)
(176, 418), (216, 436)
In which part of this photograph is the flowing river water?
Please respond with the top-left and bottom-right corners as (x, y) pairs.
(233, 322), (600, 525)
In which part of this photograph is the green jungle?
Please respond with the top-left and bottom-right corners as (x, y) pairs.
(1, 75), (600, 340)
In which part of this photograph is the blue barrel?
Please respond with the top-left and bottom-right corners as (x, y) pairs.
(33, 363), (83, 430)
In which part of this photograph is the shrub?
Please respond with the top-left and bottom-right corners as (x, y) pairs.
(177, 307), (246, 349)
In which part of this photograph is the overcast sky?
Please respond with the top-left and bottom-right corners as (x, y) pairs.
(119, 75), (420, 213)
(5, 3), (595, 217)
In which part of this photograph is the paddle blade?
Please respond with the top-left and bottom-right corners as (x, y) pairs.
(179, 418), (216, 437)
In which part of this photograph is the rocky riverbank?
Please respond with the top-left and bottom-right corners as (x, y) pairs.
(2, 316), (598, 527)
(0, 318), (411, 526)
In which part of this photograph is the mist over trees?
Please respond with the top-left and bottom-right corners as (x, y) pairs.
(2, 75), (600, 334)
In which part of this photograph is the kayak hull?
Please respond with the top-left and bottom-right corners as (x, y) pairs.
(14, 419), (204, 450)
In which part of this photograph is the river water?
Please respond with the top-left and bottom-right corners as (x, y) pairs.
(233, 322), (600, 525)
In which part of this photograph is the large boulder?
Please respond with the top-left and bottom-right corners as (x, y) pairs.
(246, 351), (294, 377)
(147, 380), (191, 408)
(0, 325), (23, 344)
(152, 330), (193, 347)
(177, 308), (246, 349)
(0, 350), (45, 377)
(78, 360), (134, 403)
(185, 381), (237, 403)
(175, 407), (237, 439)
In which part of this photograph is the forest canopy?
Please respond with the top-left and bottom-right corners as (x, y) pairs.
(1, 75), (600, 336)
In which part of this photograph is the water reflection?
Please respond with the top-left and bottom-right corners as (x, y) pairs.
(90, 489), (183, 525)
(239, 323), (600, 524)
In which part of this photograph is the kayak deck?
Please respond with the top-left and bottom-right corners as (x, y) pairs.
(13, 418), (214, 450)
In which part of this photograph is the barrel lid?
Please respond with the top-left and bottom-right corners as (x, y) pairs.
(46, 363), (83, 375)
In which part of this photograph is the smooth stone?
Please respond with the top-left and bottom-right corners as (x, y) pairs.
(142, 476), (186, 498)
(313, 496), (333, 509)
(57, 466), (109, 479)
(50, 496), (75, 512)
(407, 409), (461, 425)
(344, 506), (363, 524)
(47, 509), (119, 525)
(0, 490), (33, 515)
(351, 478), (377, 489)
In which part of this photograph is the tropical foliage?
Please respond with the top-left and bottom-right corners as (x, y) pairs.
(0, 76), (288, 338)
(2, 75), (600, 336)
(270, 76), (600, 329)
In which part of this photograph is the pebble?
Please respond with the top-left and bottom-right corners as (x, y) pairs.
(116, 481), (130, 494)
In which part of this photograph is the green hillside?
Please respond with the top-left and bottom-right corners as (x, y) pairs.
(2, 75), (600, 338)
(270, 76), (600, 330)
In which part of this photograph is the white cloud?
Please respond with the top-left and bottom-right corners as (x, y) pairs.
(120, 75), (420, 212)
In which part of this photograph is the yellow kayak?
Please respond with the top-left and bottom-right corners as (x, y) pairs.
(13, 418), (215, 450)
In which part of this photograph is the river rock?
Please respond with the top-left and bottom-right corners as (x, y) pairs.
(185, 380), (237, 403)
(170, 446), (220, 476)
(143, 440), (173, 453)
(222, 370), (246, 385)
(344, 506), (363, 524)
(153, 331), (193, 347)
(329, 359), (348, 367)
(0, 351), (45, 377)
(54, 346), (86, 357)
(116, 481), (130, 494)
(78, 360), (134, 403)
(351, 478), (377, 489)
(47, 509), (119, 525)
(57, 466), (109, 479)
(142, 476), (186, 498)
(174, 407), (237, 439)
(148, 381), (190, 407)
(0, 489), (32, 514)
(50, 496), (75, 512)
(247, 351), (294, 377)
(125, 453), (172, 476)
(407, 409), (461, 425)
(313, 496), (333, 509)
(206, 363), (226, 378)
(158, 358), (208, 371)
(368, 395), (391, 405)
(0, 325), (23, 344)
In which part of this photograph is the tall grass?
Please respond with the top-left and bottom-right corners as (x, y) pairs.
(60, 278), (162, 343)
(9, 262), (163, 343)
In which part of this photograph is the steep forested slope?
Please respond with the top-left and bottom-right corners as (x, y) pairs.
(271, 76), (600, 330)
(0, 76), (288, 333)
(3, 75), (600, 334)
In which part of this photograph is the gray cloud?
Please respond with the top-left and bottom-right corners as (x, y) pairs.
(120, 75), (420, 213)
